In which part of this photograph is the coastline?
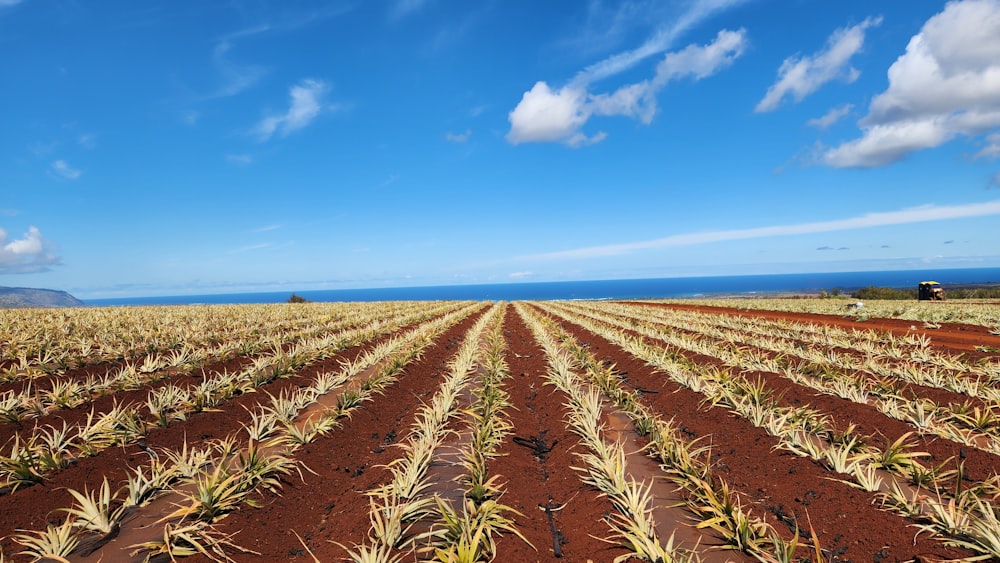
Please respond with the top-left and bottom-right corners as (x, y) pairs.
(82, 268), (1000, 307)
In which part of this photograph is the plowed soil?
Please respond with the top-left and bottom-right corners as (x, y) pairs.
(2, 302), (997, 562)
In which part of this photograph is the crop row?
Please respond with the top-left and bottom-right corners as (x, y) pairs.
(542, 300), (1000, 558)
(658, 298), (1000, 329)
(566, 301), (1000, 453)
(0, 302), (388, 379)
(0, 301), (439, 423)
(7, 302), (484, 561)
(0, 302), (468, 495)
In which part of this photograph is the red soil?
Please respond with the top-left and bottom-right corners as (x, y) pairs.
(1, 302), (995, 562)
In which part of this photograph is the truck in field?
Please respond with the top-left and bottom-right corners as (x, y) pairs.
(918, 281), (945, 301)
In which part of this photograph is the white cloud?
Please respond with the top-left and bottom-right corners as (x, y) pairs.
(756, 17), (881, 113)
(654, 29), (746, 84)
(210, 36), (268, 98)
(445, 129), (472, 143)
(508, 271), (534, 279)
(506, 0), (748, 147)
(824, 0), (1000, 167)
(571, 0), (750, 87)
(522, 200), (1000, 260)
(254, 79), (328, 141)
(807, 104), (854, 129)
(974, 132), (1000, 159)
(0, 226), (59, 274)
(823, 119), (955, 168)
(507, 29), (745, 146)
(0, 0), (23, 7)
(51, 160), (81, 180)
(507, 83), (593, 145)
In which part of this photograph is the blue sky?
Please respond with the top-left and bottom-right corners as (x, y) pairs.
(2, 0), (999, 299)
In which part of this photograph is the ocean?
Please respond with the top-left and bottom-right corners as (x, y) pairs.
(83, 267), (1000, 307)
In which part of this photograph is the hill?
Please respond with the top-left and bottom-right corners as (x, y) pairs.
(0, 286), (85, 308)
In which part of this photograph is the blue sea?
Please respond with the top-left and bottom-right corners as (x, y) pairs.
(83, 267), (1000, 307)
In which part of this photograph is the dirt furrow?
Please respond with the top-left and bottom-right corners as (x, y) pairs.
(187, 309), (486, 562)
(568, 303), (1000, 483)
(626, 304), (995, 409)
(639, 302), (1000, 354)
(0, 314), (450, 556)
(490, 305), (626, 562)
(539, 305), (977, 562)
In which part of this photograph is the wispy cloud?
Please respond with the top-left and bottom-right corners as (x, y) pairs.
(807, 104), (854, 129)
(824, 1), (1000, 167)
(226, 153), (253, 165)
(522, 200), (1000, 260)
(253, 224), (280, 233)
(974, 132), (1000, 160)
(0, 0), (23, 7)
(181, 110), (200, 126)
(210, 35), (268, 99)
(756, 17), (881, 113)
(445, 129), (471, 143)
(571, 0), (750, 88)
(231, 243), (274, 254)
(254, 79), (329, 141)
(508, 29), (745, 146)
(29, 141), (58, 157)
(0, 226), (59, 274)
(377, 174), (400, 188)
(506, 0), (749, 147)
(50, 160), (81, 180)
(558, 1), (669, 60)
(390, 0), (432, 20)
(78, 133), (97, 149)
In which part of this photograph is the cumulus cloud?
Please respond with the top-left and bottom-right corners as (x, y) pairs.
(50, 160), (81, 180)
(0, 226), (59, 274)
(824, 0), (1000, 167)
(808, 104), (854, 129)
(756, 17), (881, 113)
(445, 129), (472, 143)
(506, 0), (748, 147)
(255, 79), (328, 141)
(507, 29), (746, 146)
(507, 83), (592, 145)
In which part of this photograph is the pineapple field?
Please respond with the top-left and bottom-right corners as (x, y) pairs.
(1, 299), (999, 562)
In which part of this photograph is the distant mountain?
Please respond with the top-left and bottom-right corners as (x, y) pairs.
(0, 287), (85, 308)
